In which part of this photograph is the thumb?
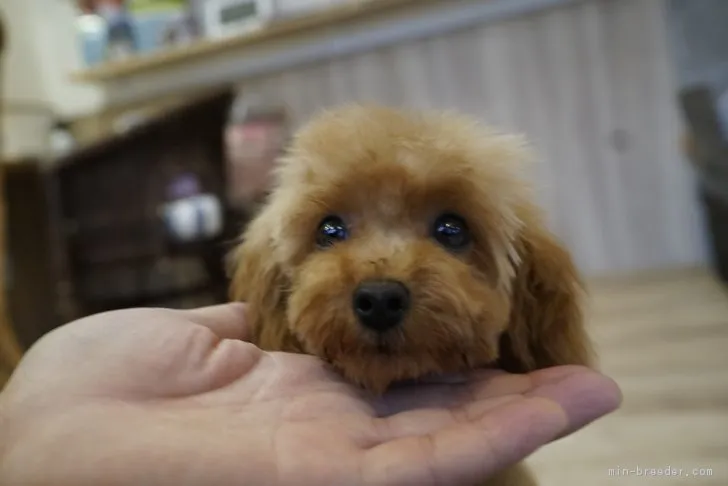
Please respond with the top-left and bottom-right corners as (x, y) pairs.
(181, 303), (251, 341)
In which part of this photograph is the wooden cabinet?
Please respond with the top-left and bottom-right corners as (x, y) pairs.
(49, 90), (240, 325)
(2, 90), (250, 354)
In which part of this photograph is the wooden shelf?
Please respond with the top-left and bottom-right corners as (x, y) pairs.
(72, 0), (423, 83)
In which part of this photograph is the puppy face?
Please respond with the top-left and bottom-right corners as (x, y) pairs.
(230, 105), (593, 393)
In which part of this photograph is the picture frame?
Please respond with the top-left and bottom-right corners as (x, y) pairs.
(201, 0), (275, 39)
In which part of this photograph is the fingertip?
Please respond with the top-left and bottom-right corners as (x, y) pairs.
(592, 373), (622, 412)
(528, 368), (622, 432)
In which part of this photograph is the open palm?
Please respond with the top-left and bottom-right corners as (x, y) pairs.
(0, 304), (620, 486)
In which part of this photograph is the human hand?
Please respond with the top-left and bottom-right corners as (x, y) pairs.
(0, 304), (620, 486)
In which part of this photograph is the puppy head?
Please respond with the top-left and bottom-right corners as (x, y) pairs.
(230, 105), (593, 392)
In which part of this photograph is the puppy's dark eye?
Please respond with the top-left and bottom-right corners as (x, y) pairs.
(432, 213), (470, 251)
(316, 215), (349, 248)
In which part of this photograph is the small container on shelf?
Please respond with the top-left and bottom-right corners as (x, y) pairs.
(160, 172), (224, 244)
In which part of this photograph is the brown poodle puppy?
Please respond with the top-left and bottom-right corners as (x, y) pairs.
(228, 104), (594, 484)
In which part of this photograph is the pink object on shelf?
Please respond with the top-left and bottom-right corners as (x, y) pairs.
(224, 112), (287, 208)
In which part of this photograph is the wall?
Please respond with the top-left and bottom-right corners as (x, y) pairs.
(1, 0), (102, 159)
(0, 0), (706, 276)
(236, 0), (706, 276)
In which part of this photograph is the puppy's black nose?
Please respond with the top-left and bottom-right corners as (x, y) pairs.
(353, 280), (410, 332)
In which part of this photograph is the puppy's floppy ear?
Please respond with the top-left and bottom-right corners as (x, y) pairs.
(498, 224), (594, 372)
(227, 212), (293, 349)
(228, 224), (284, 308)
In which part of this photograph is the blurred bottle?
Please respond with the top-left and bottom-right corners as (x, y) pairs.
(97, 0), (139, 60)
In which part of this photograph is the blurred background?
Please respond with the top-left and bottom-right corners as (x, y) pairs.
(0, 0), (726, 484)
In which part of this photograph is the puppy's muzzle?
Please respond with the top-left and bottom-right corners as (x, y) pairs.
(352, 280), (410, 332)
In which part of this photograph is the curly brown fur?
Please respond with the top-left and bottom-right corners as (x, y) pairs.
(228, 104), (594, 484)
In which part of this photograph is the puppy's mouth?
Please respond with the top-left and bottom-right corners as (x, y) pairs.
(375, 337), (396, 356)
(314, 330), (499, 394)
(321, 333), (401, 360)
(367, 327), (408, 356)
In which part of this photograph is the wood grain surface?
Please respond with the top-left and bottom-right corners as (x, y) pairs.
(529, 268), (728, 485)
